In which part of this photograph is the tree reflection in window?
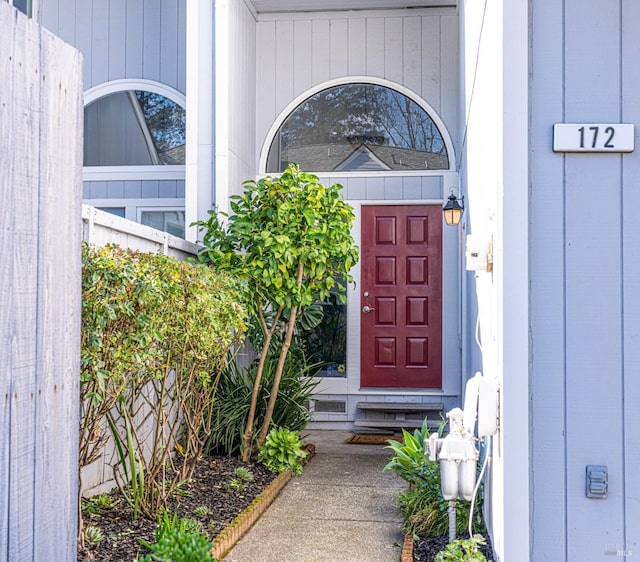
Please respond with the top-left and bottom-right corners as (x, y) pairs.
(84, 90), (185, 166)
(134, 91), (186, 164)
(267, 83), (448, 173)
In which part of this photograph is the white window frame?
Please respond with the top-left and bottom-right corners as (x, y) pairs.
(83, 80), (186, 182)
(137, 206), (186, 238)
(7, 0), (36, 18)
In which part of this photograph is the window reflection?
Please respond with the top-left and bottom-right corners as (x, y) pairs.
(84, 91), (185, 166)
(267, 84), (448, 172)
(300, 282), (347, 378)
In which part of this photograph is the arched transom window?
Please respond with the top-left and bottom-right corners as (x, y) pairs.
(266, 83), (449, 173)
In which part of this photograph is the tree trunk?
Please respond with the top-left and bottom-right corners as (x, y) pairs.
(257, 304), (298, 447)
(240, 306), (283, 461)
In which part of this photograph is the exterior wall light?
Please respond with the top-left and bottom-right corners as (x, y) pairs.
(443, 191), (464, 226)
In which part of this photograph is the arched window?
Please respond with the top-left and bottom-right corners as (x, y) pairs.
(83, 81), (186, 238)
(266, 83), (449, 173)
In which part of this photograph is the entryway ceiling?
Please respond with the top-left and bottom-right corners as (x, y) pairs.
(251, 0), (456, 13)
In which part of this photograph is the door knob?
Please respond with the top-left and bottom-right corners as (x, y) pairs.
(362, 305), (375, 314)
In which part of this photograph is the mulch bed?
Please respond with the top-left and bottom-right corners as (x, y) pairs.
(413, 533), (494, 562)
(78, 455), (278, 561)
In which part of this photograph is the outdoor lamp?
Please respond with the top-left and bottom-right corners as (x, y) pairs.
(443, 191), (464, 226)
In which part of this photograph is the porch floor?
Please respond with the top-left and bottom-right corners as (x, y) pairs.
(223, 429), (405, 561)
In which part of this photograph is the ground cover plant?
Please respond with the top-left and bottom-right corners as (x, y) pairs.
(195, 163), (359, 460)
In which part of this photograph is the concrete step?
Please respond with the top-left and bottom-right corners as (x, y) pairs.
(356, 401), (444, 413)
(354, 419), (442, 431)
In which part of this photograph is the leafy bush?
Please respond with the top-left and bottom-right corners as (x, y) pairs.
(81, 244), (247, 519)
(258, 427), (307, 476)
(383, 419), (436, 487)
(434, 535), (487, 561)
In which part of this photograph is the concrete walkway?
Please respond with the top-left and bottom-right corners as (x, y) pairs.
(224, 430), (406, 562)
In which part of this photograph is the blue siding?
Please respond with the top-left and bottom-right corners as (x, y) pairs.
(41, 0), (186, 93)
(530, 0), (638, 559)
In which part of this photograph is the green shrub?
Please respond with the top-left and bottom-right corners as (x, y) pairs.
(258, 427), (307, 476)
(137, 532), (213, 562)
(434, 535), (487, 561)
(383, 417), (446, 487)
(81, 243), (247, 519)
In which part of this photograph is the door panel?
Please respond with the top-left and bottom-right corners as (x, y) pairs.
(360, 205), (442, 388)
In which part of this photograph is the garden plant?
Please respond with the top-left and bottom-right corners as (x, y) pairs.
(80, 244), (246, 538)
(384, 418), (485, 542)
(195, 163), (359, 460)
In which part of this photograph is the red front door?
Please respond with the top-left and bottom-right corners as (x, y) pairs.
(360, 205), (442, 388)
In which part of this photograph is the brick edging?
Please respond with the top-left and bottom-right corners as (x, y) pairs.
(401, 533), (414, 562)
(211, 469), (292, 561)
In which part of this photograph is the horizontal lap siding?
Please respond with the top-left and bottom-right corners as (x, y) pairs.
(255, 10), (458, 174)
(0, 4), (83, 560)
(531, 0), (638, 559)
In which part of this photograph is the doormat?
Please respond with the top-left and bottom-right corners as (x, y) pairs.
(345, 434), (401, 445)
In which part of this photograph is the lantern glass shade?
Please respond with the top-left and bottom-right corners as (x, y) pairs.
(443, 194), (464, 226)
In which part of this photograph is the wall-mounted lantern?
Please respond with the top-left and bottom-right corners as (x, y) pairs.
(443, 191), (464, 226)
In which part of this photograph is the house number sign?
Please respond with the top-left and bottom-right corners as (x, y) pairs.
(553, 123), (634, 153)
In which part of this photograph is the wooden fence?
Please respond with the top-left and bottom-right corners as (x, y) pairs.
(0, 4), (83, 561)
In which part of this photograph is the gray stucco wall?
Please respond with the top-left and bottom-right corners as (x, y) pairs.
(530, 1), (639, 559)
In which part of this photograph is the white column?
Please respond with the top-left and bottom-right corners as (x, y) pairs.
(214, 0), (230, 216)
(185, 0), (214, 242)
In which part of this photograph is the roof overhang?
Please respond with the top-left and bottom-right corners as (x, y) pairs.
(250, 0), (457, 14)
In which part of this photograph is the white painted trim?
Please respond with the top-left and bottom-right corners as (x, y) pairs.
(185, 0), (215, 242)
(500, 0), (530, 559)
(84, 79), (186, 107)
(81, 204), (200, 255)
(258, 76), (458, 173)
(86, 199), (186, 223)
(87, 198), (185, 207)
(214, 0), (231, 216)
(83, 166), (185, 181)
(256, 170), (451, 180)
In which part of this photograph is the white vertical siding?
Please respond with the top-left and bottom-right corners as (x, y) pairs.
(255, 8), (459, 167)
(0, 4), (83, 559)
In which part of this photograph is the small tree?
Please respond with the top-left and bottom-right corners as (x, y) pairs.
(196, 164), (359, 460)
